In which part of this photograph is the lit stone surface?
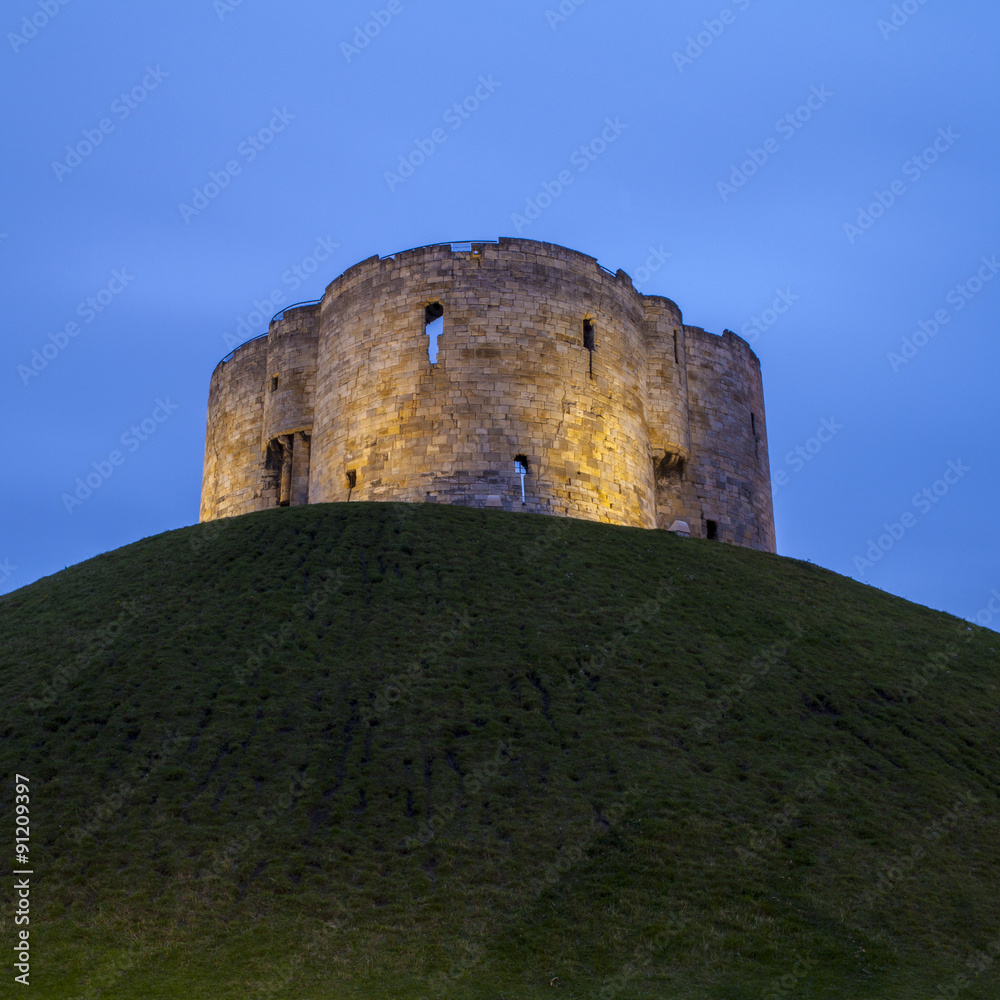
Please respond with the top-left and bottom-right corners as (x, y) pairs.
(200, 238), (776, 552)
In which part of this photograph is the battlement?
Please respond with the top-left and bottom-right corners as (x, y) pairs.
(200, 238), (775, 551)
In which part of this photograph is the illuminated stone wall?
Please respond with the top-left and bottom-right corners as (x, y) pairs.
(200, 238), (776, 552)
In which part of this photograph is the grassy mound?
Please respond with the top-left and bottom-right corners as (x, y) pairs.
(1, 501), (998, 999)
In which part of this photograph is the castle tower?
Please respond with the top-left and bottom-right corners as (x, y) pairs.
(200, 238), (776, 552)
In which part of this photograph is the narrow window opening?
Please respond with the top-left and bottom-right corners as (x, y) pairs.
(583, 318), (595, 377)
(514, 454), (529, 506)
(425, 302), (444, 364)
(264, 438), (284, 506)
(346, 469), (357, 490)
(706, 519), (718, 540)
(673, 329), (679, 364)
(278, 435), (293, 506)
(751, 411), (759, 458)
(271, 375), (279, 392)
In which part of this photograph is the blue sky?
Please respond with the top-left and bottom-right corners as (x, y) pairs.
(2, 0), (998, 630)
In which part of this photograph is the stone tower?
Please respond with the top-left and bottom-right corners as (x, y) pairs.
(200, 238), (776, 552)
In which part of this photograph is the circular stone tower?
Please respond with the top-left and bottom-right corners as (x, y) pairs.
(200, 238), (776, 552)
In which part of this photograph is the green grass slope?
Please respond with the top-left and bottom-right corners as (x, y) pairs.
(1, 502), (998, 999)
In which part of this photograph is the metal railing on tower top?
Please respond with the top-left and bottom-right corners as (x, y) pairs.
(269, 299), (323, 325)
(379, 239), (500, 259)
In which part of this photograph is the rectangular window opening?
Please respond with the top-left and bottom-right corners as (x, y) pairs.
(425, 302), (444, 364)
(271, 375), (279, 392)
(346, 469), (357, 490)
(706, 519), (718, 540)
(673, 330), (679, 364)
